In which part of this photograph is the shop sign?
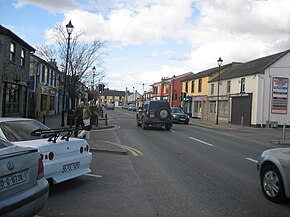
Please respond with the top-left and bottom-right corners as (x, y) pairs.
(272, 77), (288, 114)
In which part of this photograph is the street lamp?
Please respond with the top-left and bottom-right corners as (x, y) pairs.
(171, 75), (176, 107)
(61, 20), (74, 126)
(216, 57), (223, 125)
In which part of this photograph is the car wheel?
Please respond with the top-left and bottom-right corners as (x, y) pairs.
(261, 164), (286, 203)
(165, 126), (171, 131)
(157, 108), (169, 120)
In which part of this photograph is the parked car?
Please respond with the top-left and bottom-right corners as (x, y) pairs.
(171, 107), (189, 124)
(0, 118), (92, 184)
(122, 104), (128, 109)
(106, 103), (115, 110)
(136, 100), (173, 130)
(128, 104), (137, 111)
(0, 137), (49, 217)
(257, 148), (290, 203)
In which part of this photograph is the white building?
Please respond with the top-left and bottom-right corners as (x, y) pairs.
(208, 49), (290, 126)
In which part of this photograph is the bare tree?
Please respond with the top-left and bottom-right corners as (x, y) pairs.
(36, 23), (106, 109)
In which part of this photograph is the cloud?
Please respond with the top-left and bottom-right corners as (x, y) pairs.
(13, 0), (79, 13)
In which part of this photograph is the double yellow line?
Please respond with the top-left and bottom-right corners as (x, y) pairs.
(101, 140), (143, 157)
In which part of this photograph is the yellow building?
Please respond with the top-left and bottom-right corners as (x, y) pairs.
(99, 89), (126, 107)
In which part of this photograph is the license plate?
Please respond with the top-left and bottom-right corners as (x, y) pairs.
(150, 114), (155, 118)
(0, 171), (27, 190)
(180, 118), (186, 121)
(62, 162), (80, 173)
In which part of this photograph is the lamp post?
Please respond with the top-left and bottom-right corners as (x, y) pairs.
(171, 75), (176, 107)
(216, 57), (223, 125)
(61, 20), (74, 126)
(142, 83), (144, 101)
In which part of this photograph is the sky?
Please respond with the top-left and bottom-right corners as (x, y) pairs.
(0, 0), (289, 93)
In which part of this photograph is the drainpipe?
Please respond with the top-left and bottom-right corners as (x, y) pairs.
(257, 74), (265, 127)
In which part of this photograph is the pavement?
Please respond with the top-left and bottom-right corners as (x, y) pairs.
(36, 112), (290, 155)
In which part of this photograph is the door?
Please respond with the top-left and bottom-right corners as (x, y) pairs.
(231, 94), (252, 126)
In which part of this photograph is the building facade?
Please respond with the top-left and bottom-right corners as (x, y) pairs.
(0, 25), (35, 117)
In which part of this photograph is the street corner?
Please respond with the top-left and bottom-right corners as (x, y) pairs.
(88, 139), (128, 155)
(91, 124), (116, 131)
(271, 139), (290, 145)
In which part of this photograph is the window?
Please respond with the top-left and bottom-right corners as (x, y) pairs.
(164, 85), (169, 94)
(191, 80), (195, 93)
(10, 42), (15, 62)
(211, 83), (214, 95)
(240, 78), (245, 93)
(198, 79), (202, 92)
(41, 65), (45, 83)
(21, 48), (26, 67)
(227, 81), (231, 93)
(185, 82), (188, 93)
(218, 101), (228, 117)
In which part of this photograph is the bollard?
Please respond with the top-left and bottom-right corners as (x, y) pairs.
(241, 116), (244, 127)
(101, 109), (104, 118)
(96, 116), (99, 127)
(43, 114), (46, 125)
(105, 114), (108, 125)
(282, 123), (286, 141)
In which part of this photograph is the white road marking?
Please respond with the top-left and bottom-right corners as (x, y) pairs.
(171, 130), (176, 132)
(85, 173), (103, 178)
(124, 113), (133, 116)
(189, 137), (214, 147)
(245, 158), (258, 164)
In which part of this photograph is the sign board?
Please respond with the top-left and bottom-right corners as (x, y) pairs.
(271, 77), (288, 114)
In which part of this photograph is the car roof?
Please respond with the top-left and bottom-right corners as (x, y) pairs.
(0, 117), (35, 123)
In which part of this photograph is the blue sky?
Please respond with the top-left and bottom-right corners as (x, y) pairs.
(1, 0), (289, 93)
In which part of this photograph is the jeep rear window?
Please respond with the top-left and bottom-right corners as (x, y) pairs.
(149, 101), (169, 110)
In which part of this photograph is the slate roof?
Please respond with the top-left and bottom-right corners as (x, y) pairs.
(101, 89), (125, 96)
(210, 49), (290, 82)
(181, 63), (239, 82)
(0, 25), (35, 51)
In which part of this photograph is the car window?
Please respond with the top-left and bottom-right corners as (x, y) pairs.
(0, 137), (13, 148)
(149, 101), (169, 110)
(0, 120), (50, 142)
(172, 108), (184, 113)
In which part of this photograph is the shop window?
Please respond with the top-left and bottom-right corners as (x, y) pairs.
(210, 102), (216, 113)
(5, 83), (19, 113)
(49, 96), (55, 110)
(218, 101), (228, 117)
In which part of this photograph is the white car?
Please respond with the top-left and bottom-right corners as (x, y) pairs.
(0, 118), (92, 184)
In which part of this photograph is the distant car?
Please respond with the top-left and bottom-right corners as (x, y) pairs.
(128, 104), (137, 111)
(106, 103), (115, 110)
(171, 107), (189, 124)
(136, 100), (172, 130)
(122, 104), (128, 110)
(0, 137), (49, 217)
(257, 148), (290, 203)
(0, 118), (92, 184)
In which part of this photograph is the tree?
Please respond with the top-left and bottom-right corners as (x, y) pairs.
(36, 23), (106, 109)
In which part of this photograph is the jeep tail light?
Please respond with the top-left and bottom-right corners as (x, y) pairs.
(38, 158), (44, 179)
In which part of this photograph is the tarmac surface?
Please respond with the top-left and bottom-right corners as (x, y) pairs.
(36, 112), (290, 155)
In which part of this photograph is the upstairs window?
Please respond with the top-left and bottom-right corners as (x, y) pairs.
(41, 65), (45, 83)
(240, 78), (245, 93)
(185, 82), (188, 93)
(211, 83), (214, 95)
(10, 42), (16, 62)
(191, 80), (195, 93)
(198, 79), (202, 92)
(227, 81), (231, 93)
(21, 48), (26, 67)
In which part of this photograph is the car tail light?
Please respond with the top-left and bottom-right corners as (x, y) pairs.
(80, 146), (84, 154)
(86, 145), (89, 152)
(38, 158), (44, 179)
(48, 152), (54, 160)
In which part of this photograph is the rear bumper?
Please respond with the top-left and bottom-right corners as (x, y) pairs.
(45, 152), (92, 184)
(0, 178), (49, 217)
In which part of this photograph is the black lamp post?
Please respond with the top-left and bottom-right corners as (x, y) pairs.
(61, 20), (74, 126)
(216, 57), (223, 125)
(171, 75), (176, 107)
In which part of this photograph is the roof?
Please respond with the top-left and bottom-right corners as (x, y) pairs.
(0, 25), (35, 51)
(181, 63), (240, 82)
(211, 49), (290, 82)
(101, 89), (126, 96)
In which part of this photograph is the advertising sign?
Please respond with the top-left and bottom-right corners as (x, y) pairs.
(271, 77), (288, 114)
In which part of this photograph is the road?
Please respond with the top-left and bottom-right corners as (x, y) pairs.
(38, 108), (290, 217)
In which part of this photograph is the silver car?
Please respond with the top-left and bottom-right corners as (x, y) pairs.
(0, 137), (49, 216)
(257, 148), (290, 203)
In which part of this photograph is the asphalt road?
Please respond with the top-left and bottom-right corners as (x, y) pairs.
(38, 108), (290, 217)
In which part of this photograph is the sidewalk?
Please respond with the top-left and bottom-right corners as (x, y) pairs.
(188, 118), (290, 145)
(36, 113), (125, 154)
